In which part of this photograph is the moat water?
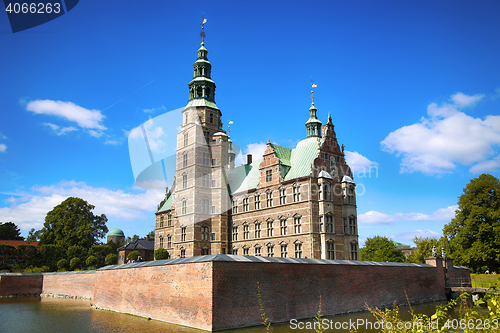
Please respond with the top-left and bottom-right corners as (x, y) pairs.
(0, 296), (445, 332)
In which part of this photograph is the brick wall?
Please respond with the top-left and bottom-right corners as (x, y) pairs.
(211, 260), (447, 331)
(42, 271), (95, 299)
(93, 262), (213, 331)
(0, 273), (43, 296)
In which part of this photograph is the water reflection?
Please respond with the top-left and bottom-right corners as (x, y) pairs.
(0, 297), (444, 333)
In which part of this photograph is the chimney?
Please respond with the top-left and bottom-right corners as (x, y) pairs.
(247, 154), (252, 164)
(146, 235), (150, 241)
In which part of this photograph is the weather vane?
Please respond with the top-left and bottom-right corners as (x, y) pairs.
(200, 14), (207, 44)
(228, 116), (233, 137)
(311, 77), (317, 104)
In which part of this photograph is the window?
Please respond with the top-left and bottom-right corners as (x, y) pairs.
(243, 224), (249, 239)
(267, 244), (274, 257)
(209, 113), (214, 123)
(180, 248), (186, 258)
(326, 215), (333, 233)
(254, 194), (261, 209)
(324, 184), (331, 201)
(294, 216), (302, 234)
(202, 152), (210, 166)
(267, 220), (274, 237)
(183, 152), (188, 168)
(184, 113), (188, 125)
(281, 244), (288, 258)
(160, 214), (164, 227)
(182, 199), (187, 215)
(201, 226), (210, 241)
(327, 242), (335, 259)
(212, 180), (216, 188)
(280, 219), (287, 235)
(212, 159), (216, 166)
(279, 188), (286, 205)
(266, 170), (272, 182)
(293, 185), (301, 202)
(343, 218), (348, 234)
(201, 248), (209, 255)
(318, 183), (322, 200)
(319, 216), (323, 232)
(184, 132), (188, 146)
(255, 222), (261, 238)
(182, 173), (187, 189)
(243, 247), (249, 255)
(266, 191), (273, 207)
(243, 197), (249, 212)
(232, 199), (238, 214)
(181, 227), (186, 242)
(232, 248), (238, 255)
(295, 243), (303, 258)
(349, 217), (356, 235)
(167, 235), (172, 248)
(202, 173), (211, 187)
(203, 131), (210, 143)
(167, 213), (172, 226)
(255, 247), (262, 256)
(212, 206), (216, 214)
(351, 243), (358, 260)
(232, 226), (238, 241)
(159, 236), (164, 248)
(202, 199), (210, 214)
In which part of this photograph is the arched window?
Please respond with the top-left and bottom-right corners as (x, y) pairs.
(184, 132), (188, 146)
(182, 173), (187, 189)
(183, 152), (188, 168)
(181, 199), (187, 215)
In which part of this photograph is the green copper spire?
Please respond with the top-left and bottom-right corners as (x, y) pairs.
(305, 79), (322, 138)
(188, 16), (216, 104)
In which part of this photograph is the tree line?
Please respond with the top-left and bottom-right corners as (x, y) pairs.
(360, 174), (500, 273)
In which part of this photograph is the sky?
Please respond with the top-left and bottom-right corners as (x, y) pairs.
(1, 0), (500, 247)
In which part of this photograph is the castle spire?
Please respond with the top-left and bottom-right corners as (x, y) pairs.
(305, 79), (322, 138)
(188, 15), (216, 104)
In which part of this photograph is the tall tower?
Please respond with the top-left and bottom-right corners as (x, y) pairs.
(173, 18), (231, 257)
(305, 81), (322, 138)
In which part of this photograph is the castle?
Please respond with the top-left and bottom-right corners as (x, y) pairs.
(154, 35), (359, 260)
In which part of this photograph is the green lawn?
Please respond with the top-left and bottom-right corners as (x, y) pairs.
(470, 274), (499, 288)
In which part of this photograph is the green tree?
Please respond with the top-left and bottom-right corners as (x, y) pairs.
(26, 228), (40, 243)
(125, 235), (140, 243)
(88, 245), (113, 268)
(360, 236), (405, 262)
(40, 244), (66, 271)
(70, 257), (81, 270)
(66, 245), (86, 262)
(0, 222), (24, 240)
(0, 244), (16, 271)
(147, 230), (155, 239)
(86, 255), (97, 269)
(105, 253), (117, 265)
(15, 244), (41, 269)
(154, 247), (170, 260)
(127, 251), (140, 261)
(443, 174), (500, 272)
(38, 197), (108, 249)
(57, 258), (68, 271)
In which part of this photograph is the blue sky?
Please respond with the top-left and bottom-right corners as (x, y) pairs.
(1, 0), (500, 246)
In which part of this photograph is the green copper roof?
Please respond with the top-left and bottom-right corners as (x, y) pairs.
(271, 144), (292, 166)
(228, 137), (321, 194)
(157, 193), (173, 213)
(185, 99), (219, 110)
(109, 228), (125, 237)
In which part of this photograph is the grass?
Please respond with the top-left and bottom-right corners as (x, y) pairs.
(471, 274), (499, 289)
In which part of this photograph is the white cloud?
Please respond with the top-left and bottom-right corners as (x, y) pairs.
(469, 155), (500, 174)
(381, 92), (500, 175)
(26, 100), (106, 130)
(128, 118), (167, 153)
(0, 181), (164, 232)
(43, 122), (78, 135)
(0, 143), (6, 153)
(392, 229), (441, 241)
(245, 142), (267, 160)
(105, 139), (121, 145)
(359, 205), (457, 225)
(143, 105), (166, 113)
(344, 151), (378, 177)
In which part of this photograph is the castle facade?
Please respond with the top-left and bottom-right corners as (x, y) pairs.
(154, 40), (359, 260)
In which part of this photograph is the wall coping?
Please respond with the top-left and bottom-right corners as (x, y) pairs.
(98, 254), (433, 271)
(0, 270), (96, 276)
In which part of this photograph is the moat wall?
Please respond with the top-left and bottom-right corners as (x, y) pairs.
(0, 255), (470, 331)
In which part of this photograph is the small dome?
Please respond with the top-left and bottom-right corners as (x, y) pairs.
(109, 228), (125, 237)
(318, 170), (333, 179)
(342, 175), (355, 183)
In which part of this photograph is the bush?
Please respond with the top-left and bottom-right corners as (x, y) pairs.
(154, 247), (170, 260)
(86, 255), (97, 269)
(127, 251), (140, 261)
(40, 244), (66, 271)
(57, 258), (68, 271)
(105, 253), (117, 265)
(88, 245), (113, 268)
(70, 257), (81, 270)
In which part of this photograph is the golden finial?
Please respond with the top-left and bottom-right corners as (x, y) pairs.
(200, 14), (207, 44)
(311, 77), (317, 104)
(228, 116), (234, 137)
